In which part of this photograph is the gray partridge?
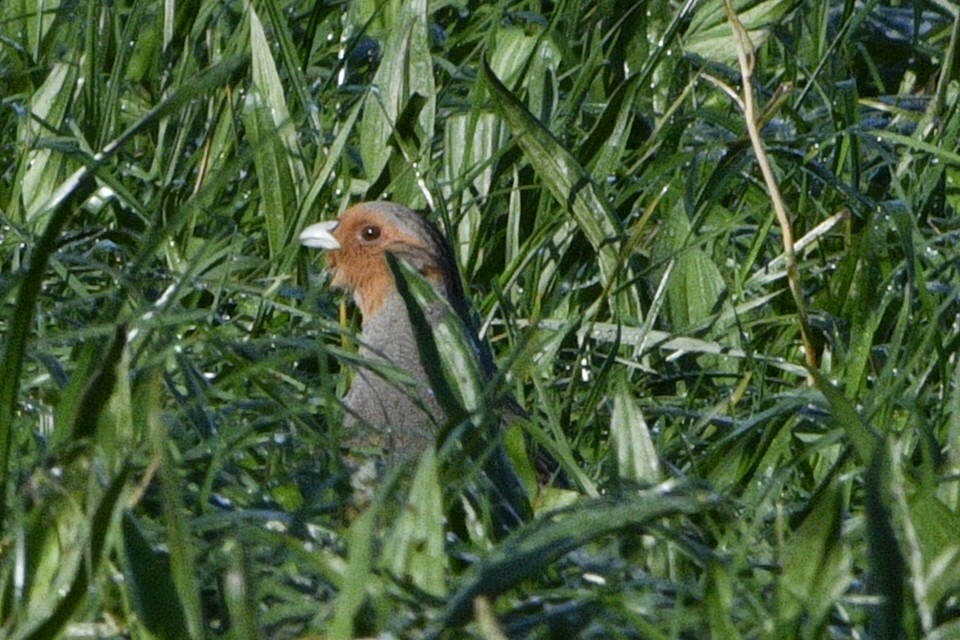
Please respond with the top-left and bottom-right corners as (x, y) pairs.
(300, 200), (531, 527)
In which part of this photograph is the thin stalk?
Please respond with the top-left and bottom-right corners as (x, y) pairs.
(723, 0), (818, 376)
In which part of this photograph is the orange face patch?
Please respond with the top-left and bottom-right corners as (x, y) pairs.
(323, 205), (434, 318)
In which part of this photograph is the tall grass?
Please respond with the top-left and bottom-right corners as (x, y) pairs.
(1, 0), (958, 637)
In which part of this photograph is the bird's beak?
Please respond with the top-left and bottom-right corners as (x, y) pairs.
(299, 220), (341, 250)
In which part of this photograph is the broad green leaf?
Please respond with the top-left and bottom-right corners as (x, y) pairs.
(903, 489), (960, 611)
(683, 0), (801, 64)
(19, 61), (78, 225)
(259, 0), (322, 134)
(488, 25), (562, 122)
(387, 255), (532, 537)
(777, 480), (852, 636)
(656, 198), (741, 365)
(1, 0), (61, 58)
(386, 256), (483, 421)
(15, 464), (130, 640)
(242, 89), (293, 260)
(840, 218), (887, 396)
(444, 111), (503, 259)
(359, 0), (435, 185)
(124, 2), (163, 83)
(247, 6), (305, 260)
(865, 441), (909, 640)
(705, 560), (742, 640)
(611, 375), (661, 484)
(18, 475), (87, 628)
(382, 448), (447, 597)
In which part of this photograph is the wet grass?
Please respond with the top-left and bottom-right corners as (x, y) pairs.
(1, 0), (959, 637)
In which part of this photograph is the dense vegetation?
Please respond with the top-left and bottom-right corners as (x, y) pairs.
(2, 0), (959, 637)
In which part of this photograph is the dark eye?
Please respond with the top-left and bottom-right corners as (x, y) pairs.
(360, 225), (381, 242)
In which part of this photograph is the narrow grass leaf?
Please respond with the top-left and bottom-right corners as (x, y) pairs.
(223, 537), (263, 640)
(873, 129), (960, 167)
(0, 171), (97, 524)
(582, 73), (643, 180)
(260, 0), (322, 133)
(705, 560), (742, 640)
(148, 376), (204, 640)
(811, 368), (880, 466)
(841, 221), (887, 396)
(121, 512), (191, 640)
(2, 55), (246, 509)
(865, 441), (908, 640)
(68, 324), (127, 441)
(328, 497), (379, 640)
(1, 1), (955, 636)
(296, 98), (364, 250)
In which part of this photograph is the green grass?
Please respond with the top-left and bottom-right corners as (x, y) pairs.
(2, 0), (959, 638)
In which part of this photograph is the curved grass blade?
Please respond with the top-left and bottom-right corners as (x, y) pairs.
(430, 482), (723, 633)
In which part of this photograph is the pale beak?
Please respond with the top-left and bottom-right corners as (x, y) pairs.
(299, 220), (341, 250)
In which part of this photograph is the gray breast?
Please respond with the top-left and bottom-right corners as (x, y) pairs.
(340, 291), (446, 456)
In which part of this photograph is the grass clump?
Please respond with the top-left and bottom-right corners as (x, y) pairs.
(2, 0), (959, 638)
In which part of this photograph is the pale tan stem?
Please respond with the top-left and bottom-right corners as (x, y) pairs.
(723, 0), (817, 374)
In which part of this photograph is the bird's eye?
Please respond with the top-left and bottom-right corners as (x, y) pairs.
(360, 225), (381, 242)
